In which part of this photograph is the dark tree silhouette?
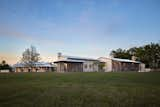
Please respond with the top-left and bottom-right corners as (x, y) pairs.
(0, 60), (12, 71)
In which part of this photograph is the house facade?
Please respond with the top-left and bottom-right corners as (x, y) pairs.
(54, 53), (99, 72)
(54, 53), (145, 72)
(98, 57), (145, 72)
(13, 62), (56, 72)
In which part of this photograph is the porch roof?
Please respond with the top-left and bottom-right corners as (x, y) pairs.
(13, 62), (55, 67)
(112, 58), (141, 63)
(54, 59), (84, 63)
(98, 57), (141, 63)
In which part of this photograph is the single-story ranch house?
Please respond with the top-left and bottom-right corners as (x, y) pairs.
(12, 53), (145, 72)
(13, 62), (56, 72)
(54, 53), (145, 72)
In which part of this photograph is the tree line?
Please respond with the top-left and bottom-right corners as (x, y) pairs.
(0, 60), (12, 71)
(110, 42), (160, 69)
(1, 43), (160, 71)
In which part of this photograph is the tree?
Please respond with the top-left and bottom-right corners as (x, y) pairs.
(1, 60), (6, 66)
(0, 60), (12, 71)
(110, 42), (160, 69)
(110, 48), (131, 59)
(142, 43), (160, 68)
(21, 46), (41, 67)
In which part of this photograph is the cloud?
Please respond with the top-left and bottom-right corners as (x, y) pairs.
(0, 27), (34, 41)
(0, 25), (65, 64)
(0, 26), (64, 46)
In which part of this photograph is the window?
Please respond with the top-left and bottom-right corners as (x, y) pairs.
(89, 64), (92, 69)
(84, 64), (87, 68)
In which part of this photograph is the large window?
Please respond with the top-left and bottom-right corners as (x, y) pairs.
(89, 64), (92, 69)
(84, 64), (87, 69)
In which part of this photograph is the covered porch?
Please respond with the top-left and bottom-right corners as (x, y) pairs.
(54, 60), (83, 72)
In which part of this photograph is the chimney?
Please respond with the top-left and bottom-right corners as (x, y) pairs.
(57, 52), (62, 60)
(131, 56), (137, 61)
(110, 54), (114, 58)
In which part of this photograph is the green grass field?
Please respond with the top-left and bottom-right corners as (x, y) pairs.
(0, 72), (160, 107)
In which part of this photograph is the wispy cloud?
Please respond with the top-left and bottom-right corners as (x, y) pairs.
(0, 26), (64, 46)
(0, 27), (33, 41)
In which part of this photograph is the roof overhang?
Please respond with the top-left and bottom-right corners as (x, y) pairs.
(54, 59), (84, 63)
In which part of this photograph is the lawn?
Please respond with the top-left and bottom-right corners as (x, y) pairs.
(0, 72), (160, 107)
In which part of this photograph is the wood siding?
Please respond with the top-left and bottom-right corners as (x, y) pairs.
(15, 67), (53, 72)
(112, 61), (140, 72)
(56, 62), (83, 72)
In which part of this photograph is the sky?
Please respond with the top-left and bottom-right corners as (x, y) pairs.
(0, 0), (160, 64)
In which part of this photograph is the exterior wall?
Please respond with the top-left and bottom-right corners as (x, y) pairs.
(56, 62), (83, 72)
(0, 70), (10, 73)
(98, 57), (143, 72)
(98, 57), (112, 72)
(112, 61), (121, 72)
(15, 67), (52, 72)
(83, 61), (98, 72)
(105, 59), (112, 72)
(139, 63), (145, 72)
(67, 63), (83, 72)
(112, 61), (140, 72)
(15, 67), (29, 72)
(56, 53), (99, 72)
(37, 67), (52, 72)
(56, 61), (98, 72)
(56, 62), (67, 72)
(144, 68), (160, 72)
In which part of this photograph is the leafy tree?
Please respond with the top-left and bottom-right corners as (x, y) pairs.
(21, 46), (41, 67)
(142, 43), (160, 68)
(110, 48), (132, 59)
(110, 42), (160, 69)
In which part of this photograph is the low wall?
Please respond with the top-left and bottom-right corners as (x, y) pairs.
(0, 70), (10, 73)
(150, 69), (160, 72)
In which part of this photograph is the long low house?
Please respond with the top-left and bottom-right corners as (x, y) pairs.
(13, 62), (56, 72)
(54, 53), (99, 72)
(54, 53), (145, 72)
(13, 53), (145, 72)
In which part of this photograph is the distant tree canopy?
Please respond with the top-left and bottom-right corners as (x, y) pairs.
(0, 60), (12, 71)
(21, 46), (41, 67)
(110, 42), (160, 68)
(110, 48), (132, 59)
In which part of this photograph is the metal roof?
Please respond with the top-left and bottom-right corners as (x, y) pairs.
(111, 58), (141, 63)
(98, 57), (141, 63)
(13, 62), (56, 67)
(62, 55), (99, 61)
(54, 59), (85, 63)
(54, 55), (98, 63)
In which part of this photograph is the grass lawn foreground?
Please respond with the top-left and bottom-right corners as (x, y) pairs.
(0, 72), (160, 107)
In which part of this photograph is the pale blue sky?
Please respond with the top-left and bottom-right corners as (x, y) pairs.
(0, 0), (160, 64)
